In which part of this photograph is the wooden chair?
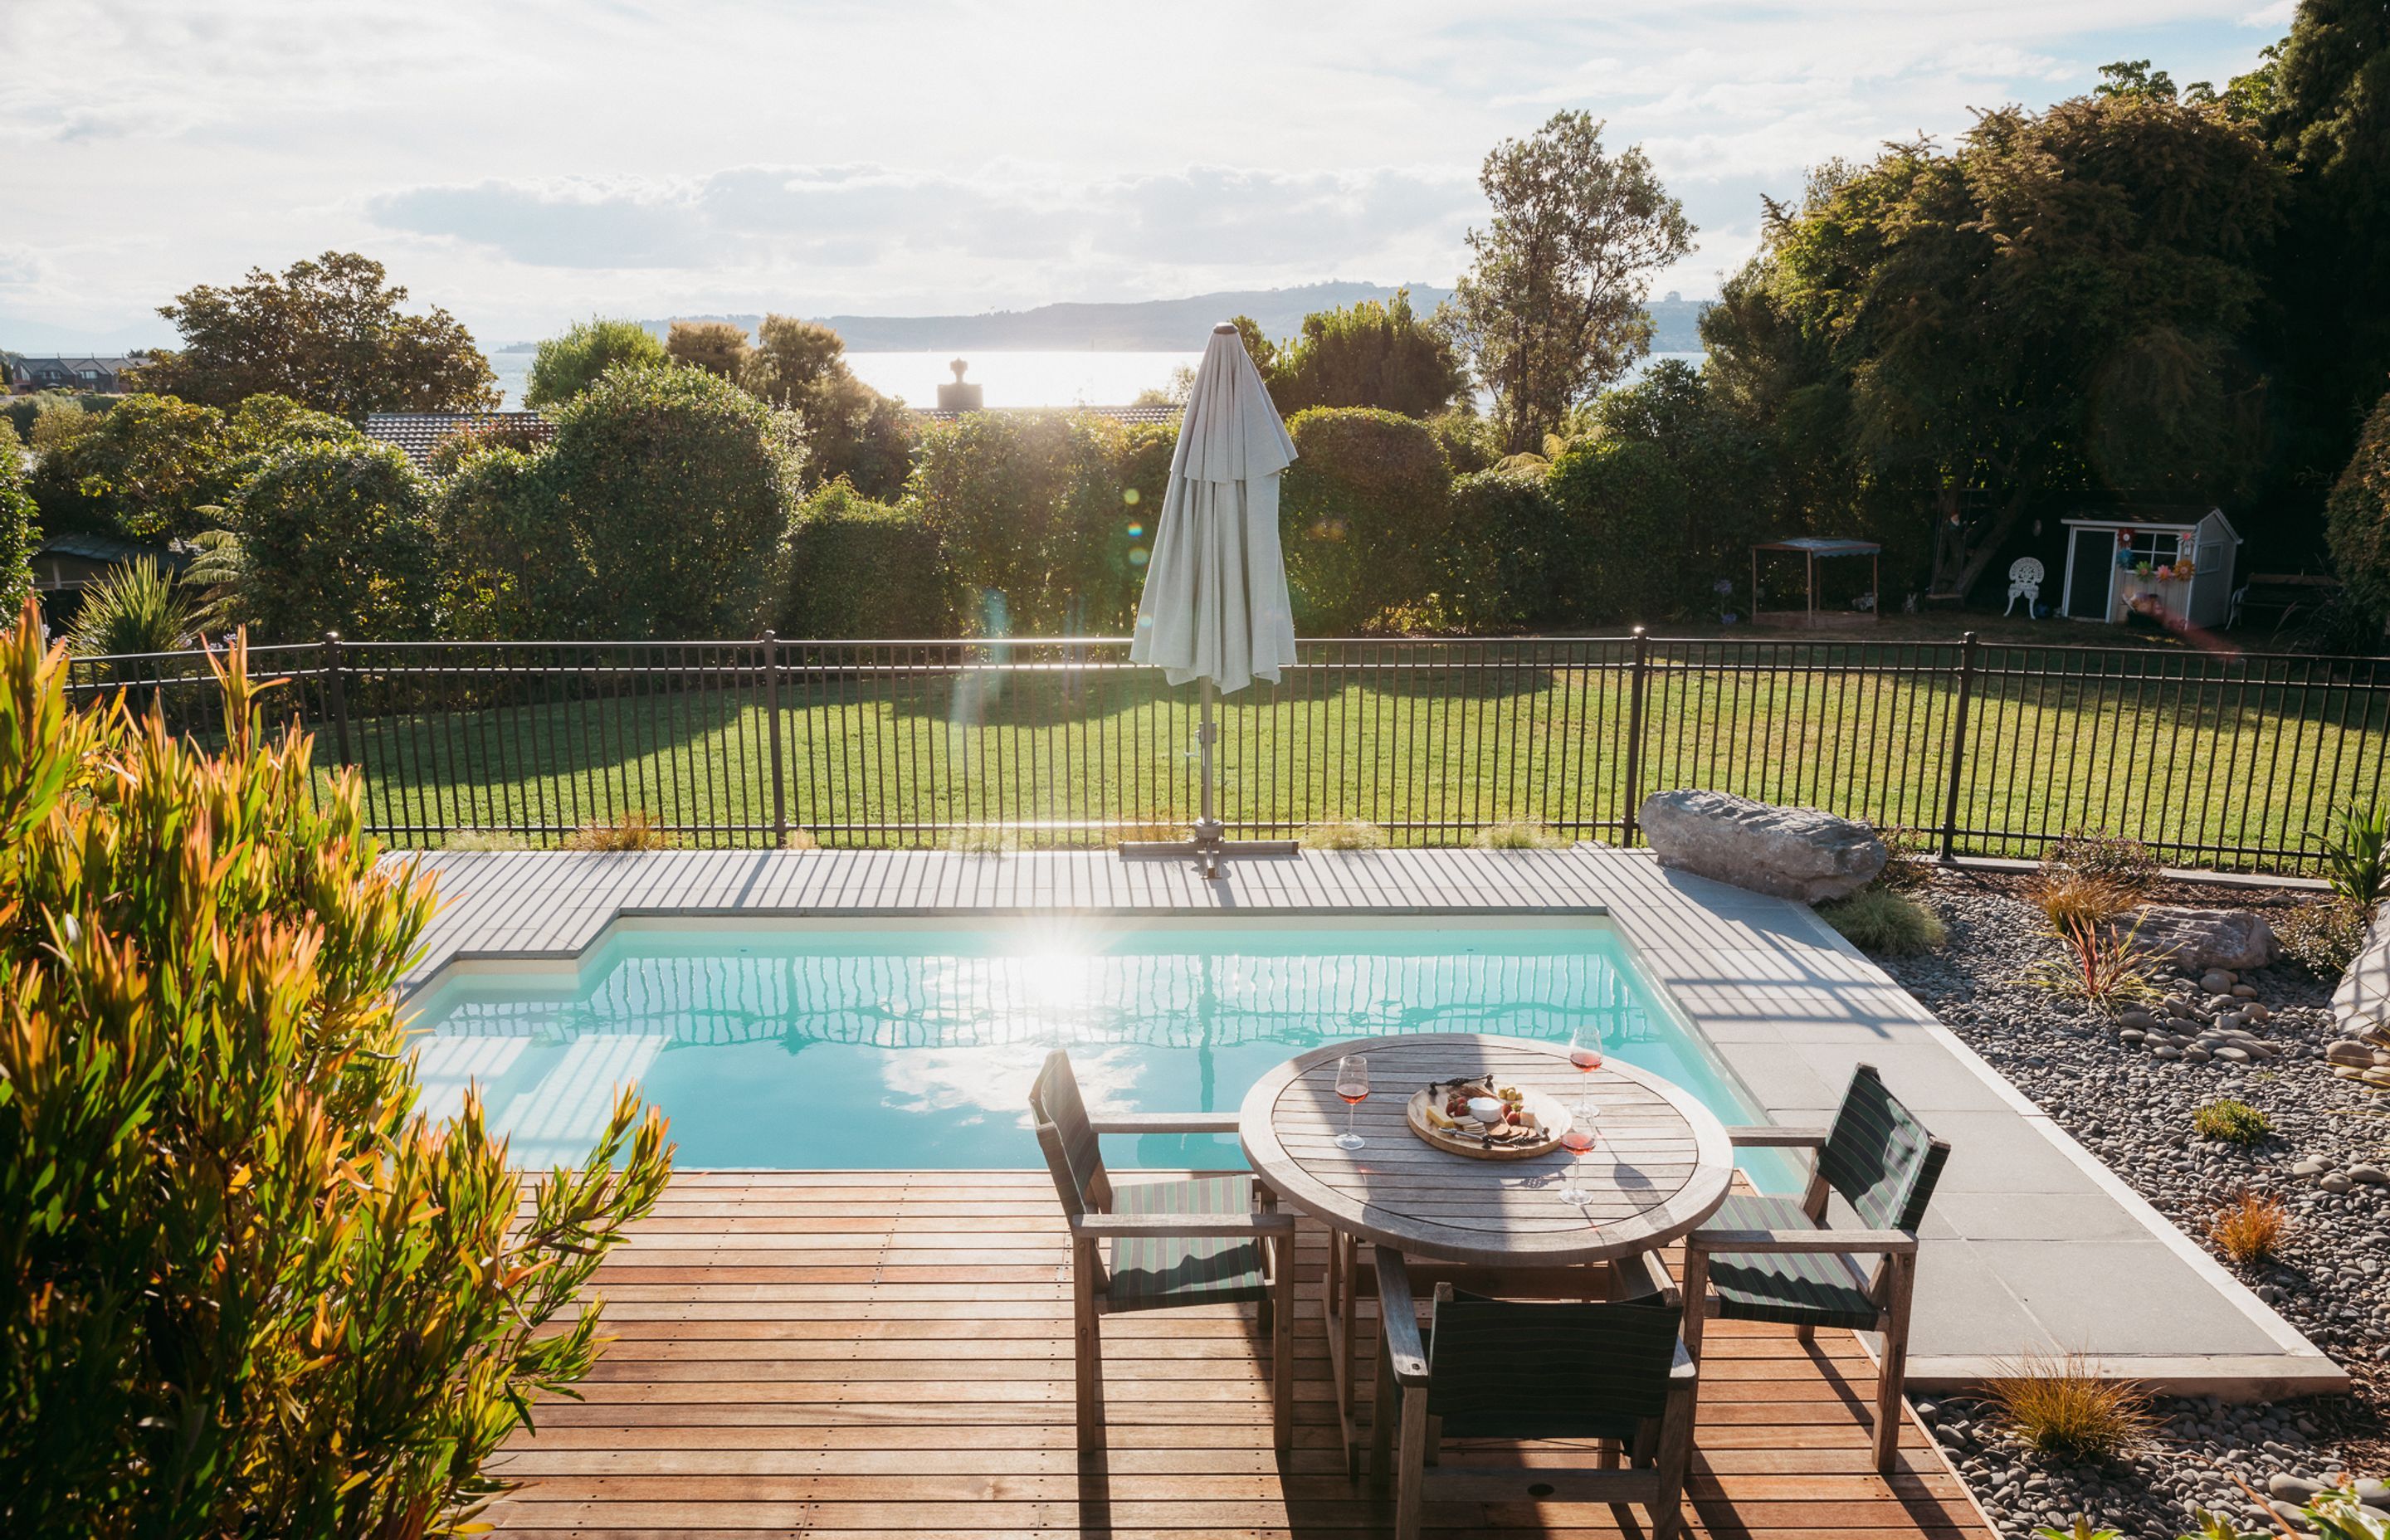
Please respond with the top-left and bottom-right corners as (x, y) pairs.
(1680, 1063), (1950, 1474)
(1371, 1248), (1699, 1540)
(1027, 1049), (1297, 1454)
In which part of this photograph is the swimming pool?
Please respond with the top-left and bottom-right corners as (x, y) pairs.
(403, 916), (1783, 1178)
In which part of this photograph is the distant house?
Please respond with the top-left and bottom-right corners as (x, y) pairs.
(8, 353), (144, 392)
(363, 411), (554, 470)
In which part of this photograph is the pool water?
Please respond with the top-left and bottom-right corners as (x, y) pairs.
(403, 919), (1782, 1177)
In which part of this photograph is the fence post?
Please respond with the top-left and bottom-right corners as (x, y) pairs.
(762, 631), (788, 847)
(1621, 627), (1651, 846)
(321, 631), (354, 769)
(1938, 631), (1978, 860)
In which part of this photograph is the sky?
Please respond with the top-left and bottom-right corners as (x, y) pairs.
(1, 0), (2294, 351)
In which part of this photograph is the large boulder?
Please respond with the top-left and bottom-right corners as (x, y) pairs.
(2128, 905), (2280, 972)
(1638, 789), (1886, 904)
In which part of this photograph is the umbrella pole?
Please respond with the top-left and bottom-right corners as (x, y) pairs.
(1195, 677), (1222, 876)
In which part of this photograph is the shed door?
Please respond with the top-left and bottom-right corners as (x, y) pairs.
(2066, 529), (2113, 619)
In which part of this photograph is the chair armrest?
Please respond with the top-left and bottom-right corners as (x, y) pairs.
(1724, 1124), (1830, 1148)
(1686, 1226), (1917, 1256)
(1087, 1112), (1241, 1135)
(1373, 1248), (1430, 1387)
(1069, 1211), (1295, 1239)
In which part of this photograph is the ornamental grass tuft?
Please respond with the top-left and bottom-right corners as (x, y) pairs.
(1817, 889), (1947, 955)
(2209, 1190), (2291, 1265)
(562, 809), (677, 850)
(1978, 1352), (2158, 1463)
(1472, 820), (1564, 850)
(1299, 817), (1388, 850)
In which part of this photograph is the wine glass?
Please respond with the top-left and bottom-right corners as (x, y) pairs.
(1334, 1055), (1369, 1151)
(1555, 1125), (1597, 1207)
(1568, 1021), (1605, 1120)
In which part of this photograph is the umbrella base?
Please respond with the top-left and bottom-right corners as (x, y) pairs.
(1117, 837), (1302, 879)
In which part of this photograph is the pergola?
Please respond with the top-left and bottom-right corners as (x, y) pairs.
(1750, 536), (1882, 628)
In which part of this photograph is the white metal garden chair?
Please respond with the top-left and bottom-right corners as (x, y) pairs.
(2005, 557), (2044, 617)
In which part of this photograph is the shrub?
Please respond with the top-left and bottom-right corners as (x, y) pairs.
(2278, 894), (2371, 977)
(28, 392), (231, 543)
(0, 421), (34, 612)
(432, 444), (543, 638)
(1280, 407), (1451, 633)
(2313, 801), (2390, 909)
(1817, 889), (1948, 954)
(1, 389), (113, 445)
(1473, 820), (1565, 850)
(1300, 817), (1388, 850)
(1441, 467), (1569, 630)
(1425, 409), (1502, 475)
(2191, 1099), (2272, 1147)
(1978, 1352), (2158, 1462)
(2209, 1190), (2290, 1264)
(64, 555), (195, 656)
(2325, 389), (2390, 627)
(562, 811), (677, 850)
(2042, 830), (2161, 896)
(2029, 871), (2139, 930)
(945, 826), (1012, 855)
(779, 480), (954, 637)
(906, 411), (1143, 635)
(0, 607), (672, 1533)
(2027, 908), (2161, 1010)
(1265, 290), (1469, 418)
(228, 441), (441, 643)
(524, 317), (670, 407)
(424, 415), (549, 477)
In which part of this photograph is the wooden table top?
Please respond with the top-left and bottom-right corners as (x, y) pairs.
(1237, 1033), (1734, 1268)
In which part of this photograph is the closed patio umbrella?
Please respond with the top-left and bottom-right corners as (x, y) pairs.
(1124, 322), (1301, 875)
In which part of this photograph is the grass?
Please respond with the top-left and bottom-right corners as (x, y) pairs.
(231, 642), (2390, 864)
(560, 811), (676, 850)
(2191, 1099), (2272, 1147)
(2209, 1191), (2291, 1264)
(1978, 1352), (2158, 1463)
(443, 829), (534, 852)
(1299, 817), (1388, 850)
(1817, 889), (1948, 954)
(1471, 820), (1565, 850)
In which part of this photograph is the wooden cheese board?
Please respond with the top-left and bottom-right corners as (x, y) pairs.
(1403, 1078), (1574, 1160)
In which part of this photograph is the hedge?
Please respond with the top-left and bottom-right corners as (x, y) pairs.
(1441, 467), (1569, 630)
(1278, 407), (1451, 632)
(779, 480), (953, 637)
(231, 441), (441, 643)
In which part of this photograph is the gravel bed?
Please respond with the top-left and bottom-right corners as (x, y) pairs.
(1871, 883), (2389, 1539)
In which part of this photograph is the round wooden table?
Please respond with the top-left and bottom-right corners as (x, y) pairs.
(1238, 1032), (1735, 1268)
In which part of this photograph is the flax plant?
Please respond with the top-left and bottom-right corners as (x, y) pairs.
(0, 600), (673, 1537)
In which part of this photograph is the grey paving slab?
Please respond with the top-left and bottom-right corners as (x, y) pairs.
(394, 844), (2348, 1398)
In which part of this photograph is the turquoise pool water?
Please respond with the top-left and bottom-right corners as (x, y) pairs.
(402, 919), (1780, 1177)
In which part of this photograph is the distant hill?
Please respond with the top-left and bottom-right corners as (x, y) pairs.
(567, 283), (1712, 355)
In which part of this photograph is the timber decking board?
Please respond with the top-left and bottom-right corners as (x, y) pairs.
(482, 1172), (1992, 1539)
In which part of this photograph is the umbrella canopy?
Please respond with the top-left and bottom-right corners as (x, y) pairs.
(1129, 324), (1299, 694)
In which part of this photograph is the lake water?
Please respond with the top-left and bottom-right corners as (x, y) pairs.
(486, 348), (1705, 411)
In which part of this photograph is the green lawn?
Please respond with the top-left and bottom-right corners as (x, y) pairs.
(305, 639), (2390, 875)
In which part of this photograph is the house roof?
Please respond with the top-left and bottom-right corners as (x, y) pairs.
(2061, 505), (2239, 539)
(909, 404), (1183, 426)
(11, 354), (142, 378)
(362, 411), (554, 469)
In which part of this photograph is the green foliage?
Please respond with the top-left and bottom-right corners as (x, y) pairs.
(1451, 111), (1695, 453)
(0, 609), (673, 1534)
(2031, 1523), (2121, 1540)
(134, 251), (497, 417)
(1279, 407), (1452, 632)
(443, 829), (534, 851)
(423, 415), (549, 477)
(27, 401), (95, 453)
(740, 314), (914, 500)
(1299, 817), (1388, 850)
(524, 317), (671, 408)
(0, 422), (35, 612)
(1266, 290), (1471, 418)
(1817, 889), (1947, 954)
(2192, 1099), (2272, 1146)
(1, 390), (114, 446)
(667, 319), (752, 379)
(1472, 821), (1564, 850)
(2277, 894), (2370, 977)
(1426, 410), (1502, 475)
(444, 364), (797, 641)
(2314, 799), (2390, 906)
(2042, 830), (2163, 896)
(228, 441), (441, 643)
(64, 555), (194, 656)
(2327, 392), (2390, 626)
(779, 480), (953, 638)
(1224, 314), (1278, 378)
(1441, 467), (1568, 629)
(905, 411), (1146, 634)
(29, 392), (232, 543)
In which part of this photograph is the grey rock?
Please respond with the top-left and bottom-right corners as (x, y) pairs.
(2322, 1172), (2355, 1194)
(2270, 1473), (2326, 1503)
(2136, 908), (2279, 972)
(2217, 1046), (2251, 1063)
(2292, 1157), (2335, 1177)
(1638, 789), (1888, 903)
(2203, 969), (2237, 995)
(2349, 1164), (2388, 1185)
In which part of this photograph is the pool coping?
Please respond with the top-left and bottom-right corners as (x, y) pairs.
(396, 845), (2349, 1401)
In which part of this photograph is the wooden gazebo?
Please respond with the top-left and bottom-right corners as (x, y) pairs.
(1750, 537), (1882, 628)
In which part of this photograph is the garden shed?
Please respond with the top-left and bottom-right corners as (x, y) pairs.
(2057, 507), (2241, 628)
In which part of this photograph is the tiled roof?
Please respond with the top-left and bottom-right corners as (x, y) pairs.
(909, 404), (1183, 425)
(363, 411), (554, 469)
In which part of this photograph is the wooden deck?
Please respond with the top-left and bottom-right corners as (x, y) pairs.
(486, 1172), (1994, 1538)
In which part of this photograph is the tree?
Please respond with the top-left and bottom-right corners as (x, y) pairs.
(227, 441), (442, 642)
(28, 392), (232, 543)
(1266, 290), (1471, 418)
(442, 364), (798, 639)
(524, 318), (671, 407)
(740, 315), (913, 500)
(667, 319), (753, 379)
(0, 422), (35, 612)
(2325, 390), (2390, 624)
(0, 607), (671, 1535)
(1451, 112), (1695, 454)
(132, 252), (497, 419)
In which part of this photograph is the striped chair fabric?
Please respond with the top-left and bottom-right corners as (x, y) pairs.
(1700, 1194), (1879, 1329)
(1424, 1293), (1685, 1441)
(1106, 1175), (1271, 1310)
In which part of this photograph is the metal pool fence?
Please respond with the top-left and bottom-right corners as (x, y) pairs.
(61, 631), (2390, 875)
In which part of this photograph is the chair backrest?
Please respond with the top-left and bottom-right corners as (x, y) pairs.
(1820, 1063), (1949, 1233)
(1029, 1049), (1112, 1216)
(1426, 1290), (1684, 1430)
(2009, 557), (2044, 584)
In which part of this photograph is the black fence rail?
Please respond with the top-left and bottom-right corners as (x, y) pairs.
(60, 631), (2390, 875)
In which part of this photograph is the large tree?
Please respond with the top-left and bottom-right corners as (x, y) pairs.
(740, 315), (913, 500)
(524, 318), (671, 407)
(1265, 290), (1471, 418)
(1451, 112), (1694, 454)
(666, 319), (753, 380)
(132, 252), (498, 419)
(30, 392), (362, 545)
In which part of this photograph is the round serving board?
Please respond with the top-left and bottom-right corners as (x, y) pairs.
(1403, 1080), (1574, 1160)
